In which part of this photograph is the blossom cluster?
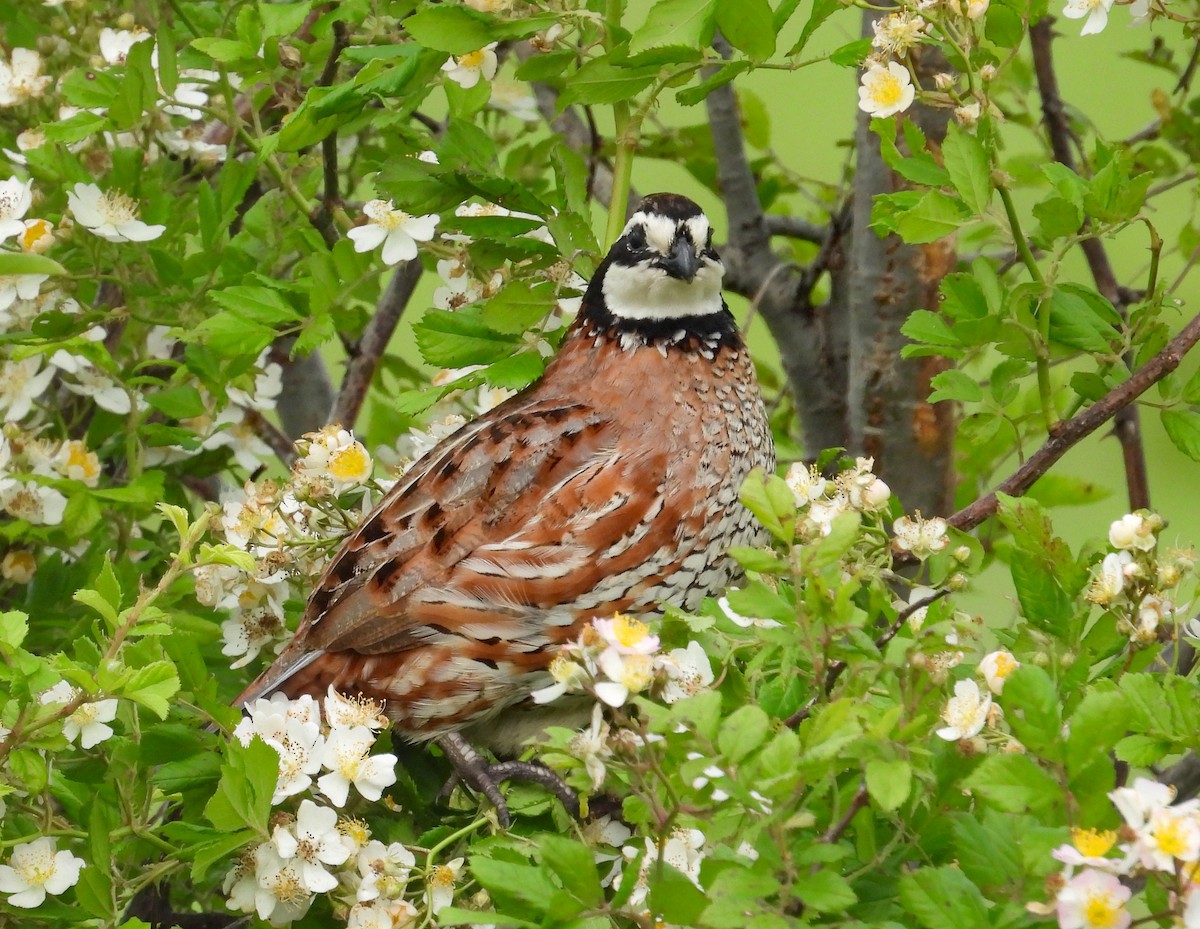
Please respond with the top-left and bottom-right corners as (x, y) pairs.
(784, 456), (893, 540)
(531, 613), (714, 712)
(223, 690), (443, 927)
(1087, 511), (1195, 647)
(3, 28), (225, 166)
(1035, 778), (1200, 929)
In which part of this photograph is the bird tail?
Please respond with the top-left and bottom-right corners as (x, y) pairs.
(232, 640), (328, 709)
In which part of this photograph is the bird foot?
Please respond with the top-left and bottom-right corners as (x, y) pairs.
(436, 732), (580, 827)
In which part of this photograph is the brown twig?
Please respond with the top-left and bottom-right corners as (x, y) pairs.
(313, 21), (351, 250)
(330, 259), (424, 430)
(820, 782), (870, 845)
(764, 214), (828, 243)
(243, 409), (296, 466)
(1031, 17), (1151, 510)
(785, 589), (950, 729)
(943, 307), (1200, 537)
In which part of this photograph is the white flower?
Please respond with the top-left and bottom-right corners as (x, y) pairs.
(858, 61), (915, 117)
(892, 513), (949, 559)
(0, 49), (53, 107)
(594, 650), (655, 707)
(978, 650), (1018, 695)
(1132, 594), (1173, 643)
(569, 704), (611, 790)
(1051, 828), (1127, 872)
(39, 681), (79, 705)
(202, 409), (276, 473)
(871, 13), (928, 56)
(324, 687), (387, 730)
(489, 81), (539, 121)
(1138, 804), (1200, 871)
(246, 842), (315, 926)
(426, 857), (464, 914)
(0, 176), (33, 242)
(0, 355), (54, 420)
(966, 0), (989, 17)
(1089, 551), (1133, 605)
(296, 426), (373, 490)
(935, 679), (991, 741)
(0, 838), (85, 908)
(530, 653), (588, 704)
(0, 273), (46, 313)
(441, 45), (498, 89)
(1055, 868), (1131, 929)
(18, 218), (54, 254)
(1110, 777), (1176, 830)
(840, 457), (891, 511)
(660, 640), (715, 704)
(784, 462), (828, 507)
(1108, 513), (1157, 551)
(67, 183), (165, 243)
(592, 613), (659, 655)
(54, 439), (102, 487)
(98, 27), (152, 65)
(271, 800), (351, 893)
(0, 478), (68, 526)
(348, 901), (416, 929)
(63, 697), (119, 748)
(58, 358), (132, 414)
(347, 200), (438, 265)
(2, 550), (36, 583)
(226, 354), (283, 411)
(353, 839), (416, 903)
(1062, 0), (1116, 33)
(318, 727), (398, 806)
(236, 695), (325, 803)
(221, 607), (286, 669)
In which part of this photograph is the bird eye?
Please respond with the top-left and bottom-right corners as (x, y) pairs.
(626, 226), (647, 250)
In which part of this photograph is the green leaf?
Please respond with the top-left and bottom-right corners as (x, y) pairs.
(191, 829), (259, 882)
(1009, 548), (1072, 634)
(539, 835), (602, 905)
(1066, 690), (1128, 768)
(942, 122), (992, 214)
(716, 0), (776, 60)
(1115, 733), (1172, 766)
(1034, 195), (1084, 240)
(676, 60), (752, 105)
(469, 857), (557, 914)
(1046, 285), (1121, 353)
(890, 191), (972, 243)
(558, 57), (659, 107)
(122, 661), (181, 719)
(718, 704), (771, 762)
(191, 37), (258, 62)
(649, 863), (709, 926)
(147, 385), (207, 420)
(738, 469), (794, 542)
(404, 7), (501, 54)
(793, 869), (857, 912)
(963, 753), (1060, 813)
(413, 309), (521, 367)
(74, 589), (119, 628)
(481, 281), (556, 335)
(873, 118), (951, 187)
(1162, 409), (1200, 461)
(629, 0), (718, 57)
(928, 369), (982, 404)
(902, 310), (961, 348)
(899, 866), (989, 929)
(210, 285), (298, 324)
(0, 610), (28, 649)
(865, 758), (911, 812)
(1026, 474), (1112, 507)
(0, 252), (67, 277)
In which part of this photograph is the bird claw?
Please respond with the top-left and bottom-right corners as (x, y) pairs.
(436, 732), (580, 827)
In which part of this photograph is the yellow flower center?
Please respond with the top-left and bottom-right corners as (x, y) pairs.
(99, 191), (138, 224)
(430, 864), (456, 888)
(458, 50), (486, 69)
(19, 218), (51, 252)
(619, 654), (655, 692)
(329, 443), (370, 482)
(612, 613), (649, 649)
(992, 653), (1017, 679)
(1153, 817), (1189, 857)
(869, 71), (903, 108)
(1083, 892), (1120, 929)
(549, 654), (578, 684)
(1072, 828), (1116, 857)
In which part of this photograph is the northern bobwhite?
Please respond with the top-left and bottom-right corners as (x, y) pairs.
(235, 193), (775, 823)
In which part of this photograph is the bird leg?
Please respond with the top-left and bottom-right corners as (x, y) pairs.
(435, 732), (580, 827)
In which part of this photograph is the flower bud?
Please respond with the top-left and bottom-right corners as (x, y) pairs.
(278, 43), (303, 70)
(980, 63), (997, 81)
(934, 72), (956, 90)
(953, 545), (972, 564)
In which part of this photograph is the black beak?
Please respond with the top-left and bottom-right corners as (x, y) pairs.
(658, 236), (701, 282)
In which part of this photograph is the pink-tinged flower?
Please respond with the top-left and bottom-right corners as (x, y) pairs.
(1051, 828), (1130, 874)
(1055, 868), (1131, 929)
(592, 613), (659, 655)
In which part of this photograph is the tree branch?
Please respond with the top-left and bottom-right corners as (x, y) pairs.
(945, 306), (1200, 536)
(313, 20), (350, 250)
(1031, 17), (1151, 510)
(764, 214), (829, 243)
(330, 259), (424, 430)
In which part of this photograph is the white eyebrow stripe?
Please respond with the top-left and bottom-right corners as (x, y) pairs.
(622, 212), (678, 255)
(684, 216), (710, 247)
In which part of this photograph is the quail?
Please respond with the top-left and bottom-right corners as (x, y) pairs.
(234, 193), (776, 824)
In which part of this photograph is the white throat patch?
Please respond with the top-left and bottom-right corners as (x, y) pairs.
(601, 258), (725, 321)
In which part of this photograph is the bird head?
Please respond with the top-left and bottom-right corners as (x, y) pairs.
(598, 193), (725, 322)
